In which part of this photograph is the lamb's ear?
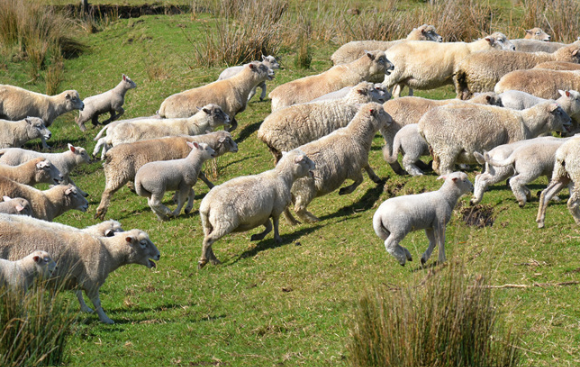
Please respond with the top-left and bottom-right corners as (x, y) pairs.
(68, 143), (76, 153)
(122, 74), (127, 81)
(202, 107), (211, 114)
(474, 152), (485, 165)
(573, 49), (579, 57)
(186, 141), (200, 150)
(356, 88), (367, 95)
(365, 51), (375, 60)
(3, 196), (12, 202)
(558, 90), (567, 98)
(248, 63), (256, 70)
(525, 29), (532, 35)
(437, 175), (447, 180)
(16, 205), (25, 213)
(452, 177), (459, 182)
(218, 137), (226, 143)
(549, 102), (560, 112)
(33, 255), (41, 263)
(125, 235), (135, 244)
(262, 55), (266, 61)
(484, 36), (495, 45)
(418, 24), (427, 32)
(485, 95), (492, 102)
(104, 229), (115, 237)
(25, 117), (32, 124)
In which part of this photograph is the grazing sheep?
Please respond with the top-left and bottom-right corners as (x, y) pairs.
(495, 69), (580, 99)
(218, 55), (281, 101)
(198, 149), (315, 269)
(0, 117), (51, 148)
(159, 61), (274, 131)
(534, 61), (580, 71)
(453, 41), (580, 99)
(418, 101), (571, 175)
(373, 172), (473, 266)
(95, 131), (238, 220)
(75, 74), (137, 132)
(269, 51), (393, 111)
(383, 33), (514, 98)
(0, 215), (160, 324)
(0, 196), (32, 216)
(0, 177), (88, 221)
(0, 250), (56, 294)
(258, 81), (391, 162)
(310, 83), (390, 102)
(0, 157), (63, 186)
(135, 142), (216, 220)
(385, 124), (430, 176)
(283, 103), (391, 224)
(512, 39), (566, 53)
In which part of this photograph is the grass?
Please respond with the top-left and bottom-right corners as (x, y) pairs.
(0, 1), (579, 366)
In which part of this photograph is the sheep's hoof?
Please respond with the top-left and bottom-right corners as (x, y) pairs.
(198, 260), (208, 270)
(339, 188), (349, 195)
(250, 234), (264, 241)
(518, 202), (526, 208)
(536, 221), (545, 229)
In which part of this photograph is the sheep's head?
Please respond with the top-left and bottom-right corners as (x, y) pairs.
(247, 61), (274, 82)
(2, 196), (32, 216)
(438, 171), (474, 195)
(486, 32), (515, 51)
(524, 27), (551, 41)
(121, 74), (137, 90)
(187, 141), (216, 160)
(364, 50), (394, 77)
(34, 158), (63, 185)
(215, 132), (238, 154)
(25, 117), (51, 141)
(262, 55), (281, 70)
(63, 184), (89, 212)
(350, 82), (391, 103)
(279, 150), (316, 179)
(31, 250), (57, 280)
(416, 24), (443, 42)
(545, 102), (572, 133)
(68, 143), (91, 165)
(197, 104), (231, 129)
(121, 230), (160, 269)
(62, 90), (84, 112)
(361, 102), (392, 131)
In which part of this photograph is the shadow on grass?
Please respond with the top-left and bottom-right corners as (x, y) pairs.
(318, 182), (385, 222)
(235, 120), (263, 143)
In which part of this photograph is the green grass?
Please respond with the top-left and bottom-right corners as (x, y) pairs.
(0, 5), (579, 367)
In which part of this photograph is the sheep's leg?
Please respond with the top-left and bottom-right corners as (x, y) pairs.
(148, 194), (173, 221)
(384, 232), (411, 266)
(91, 114), (100, 127)
(293, 189), (320, 223)
(510, 172), (537, 208)
(382, 134), (406, 175)
(259, 82), (267, 101)
(283, 207), (301, 226)
(421, 228), (437, 265)
(407, 87), (413, 97)
(198, 172), (214, 189)
(86, 288), (114, 324)
(435, 223), (447, 264)
(96, 175), (129, 220)
(339, 170), (364, 195)
(272, 215), (282, 243)
(172, 186), (190, 217)
(537, 178), (569, 228)
(364, 164), (382, 183)
(250, 219), (272, 241)
(102, 108), (124, 125)
(567, 190), (580, 225)
(200, 226), (229, 268)
(435, 152), (457, 175)
(402, 153), (425, 176)
(76, 290), (93, 313)
(247, 85), (258, 102)
(226, 118), (238, 132)
(184, 188), (195, 214)
(391, 84), (402, 99)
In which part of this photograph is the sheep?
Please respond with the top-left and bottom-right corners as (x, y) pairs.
(534, 61), (580, 71)
(0, 157), (63, 186)
(330, 25), (443, 66)
(93, 104), (230, 160)
(0, 214), (160, 324)
(383, 33), (515, 98)
(217, 55), (281, 101)
(258, 81), (391, 163)
(373, 172), (473, 266)
(0, 117), (51, 148)
(269, 51), (393, 111)
(95, 131), (238, 220)
(511, 39), (566, 53)
(198, 149), (315, 269)
(536, 136), (580, 228)
(453, 41), (580, 99)
(135, 142), (216, 220)
(158, 61), (274, 131)
(495, 69), (580, 100)
(418, 101), (571, 175)
(75, 74), (137, 132)
(0, 177), (88, 221)
(524, 27), (552, 41)
(0, 251), (56, 294)
(4, 212), (123, 238)
(382, 93), (503, 175)
(0, 86), (84, 149)
(385, 124), (430, 176)
(0, 197), (32, 216)
(310, 83), (390, 102)
(283, 103), (391, 224)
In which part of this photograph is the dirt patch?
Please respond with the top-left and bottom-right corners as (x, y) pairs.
(55, 4), (188, 19)
(460, 204), (495, 228)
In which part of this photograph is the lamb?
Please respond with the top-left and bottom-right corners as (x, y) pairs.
(93, 104), (230, 160)
(534, 61), (580, 71)
(283, 103), (391, 224)
(198, 149), (315, 269)
(217, 55), (281, 101)
(383, 33), (515, 98)
(95, 131), (238, 220)
(0, 117), (51, 148)
(269, 51), (393, 111)
(372, 172), (473, 266)
(418, 101), (571, 175)
(495, 69), (580, 100)
(385, 124), (430, 176)
(0, 251), (56, 294)
(158, 61), (274, 131)
(0, 86), (84, 149)
(0, 197), (32, 216)
(453, 41), (580, 99)
(523, 27), (552, 41)
(0, 214), (160, 324)
(75, 74), (137, 132)
(0, 177), (88, 221)
(511, 39), (566, 53)
(258, 81), (391, 163)
(0, 157), (63, 186)
(330, 24), (443, 65)
(310, 83), (390, 102)
(135, 142), (216, 220)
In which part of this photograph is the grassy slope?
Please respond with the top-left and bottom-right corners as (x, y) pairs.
(0, 9), (579, 367)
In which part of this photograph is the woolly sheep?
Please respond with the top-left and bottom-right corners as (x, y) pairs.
(0, 196), (32, 216)
(373, 172), (473, 266)
(95, 131), (238, 220)
(269, 51), (393, 111)
(0, 214), (160, 324)
(534, 61), (580, 71)
(385, 124), (430, 176)
(93, 114), (162, 144)
(418, 101), (571, 175)
(0, 250), (56, 294)
(75, 74), (137, 132)
(0, 117), (51, 148)
(495, 69), (580, 99)
(198, 149), (315, 269)
(383, 33), (514, 98)
(0, 157), (63, 186)
(258, 81), (391, 162)
(310, 83), (390, 102)
(159, 61), (274, 131)
(217, 55), (281, 101)
(135, 142), (216, 220)
(283, 103), (391, 224)
(511, 39), (566, 53)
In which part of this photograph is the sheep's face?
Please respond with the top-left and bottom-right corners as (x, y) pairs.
(489, 32), (515, 51)
(420, 25), (443, 42)
(123, 230), (160, 268)
(121, 74), (137, 90)
(216, 134), (238, 154)
(365, 51), (394, 77)
(469, 92), (503, 107)
(187, 141), (217, 160)
(1, 197), (32, 216)
(262, 55), (281, 70)
(524, 27), (551, 41)
(559, 90), (580, 124)
(546, 103), (572, 133)
(279, 150), (316, 179)
(35, 159), (63, 185)
(63, 185), (89, 212)
(351, 82), (391, 103)
(63, 90), (84, 111)
(32, 251), (57, 280)
(25, 117), (51, 141)
(247, 61), (274, 82)
(439, 171), (473, 195)
(364, 102), (392, 131)
(200, 104), (231, 129)
(68, 144), (91, 165)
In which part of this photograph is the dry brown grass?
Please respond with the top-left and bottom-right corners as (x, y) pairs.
(521, 0), (580, 43)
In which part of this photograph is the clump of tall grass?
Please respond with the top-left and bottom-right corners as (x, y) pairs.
(348, 262), (520, 367)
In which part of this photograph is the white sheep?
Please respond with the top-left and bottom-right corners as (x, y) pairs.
(534, 61), (580, 71)
(269, 51), (392, 111)
(0, 214), (160, 324)
(283, 103), (391, 224)
(0, 196), (32, 216)
(93, 114), (162, 145)
(0, 157), (63, 186)
(495, 69), (580, 100)
(95, 131), (238, 220)
(512, 39), (566, 53)
(258, 81), (390, 162)
(0, 117), (51, 148)
(418, 101), (571, 175)
(4, 213), (124, 238)
(0, 250), (56, 294)
(383, 33), (514, 98)
(217, 55), (281, 101)
(373, 172), (473, 266)
(385, 124), (430, 176)
(198, 149), (315, 269)
(310, 83), (390, 102)
(135, 142), (216, 220)
(75, 74), (137, 132)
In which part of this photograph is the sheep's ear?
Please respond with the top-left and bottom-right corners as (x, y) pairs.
(218, 137), (226, 143)
(549, 102), (560, 112)
(33, 255), (41, 263)
(437, 175), (447, 180)
(365, 51), (375, 60)
(65, 93), (71, 100)
(525, 29), (532, 34)
(68, 143), (76, 153)
(16, 205), (25, 213)
(248, 63), (256, 70)
(125, 235), (135, 244)
(262, 55), (266, 61)
(484, 36), (494, 45)
(187, 141), (200, 150)
(294, 155), (306, 164)
(418, 24), (427, 32)
(369, 108), (376, 116)
(65, 187), (74, 195)
(122, 74), (127, 81)
(356, 88), (367, 95)
(485, 95), (492, 102)
(196, 106), (202, 111)
(452, 177), (459, 182)
(202, 107), (211, 114)
(104, 229), (115, 237)
(25, 117), (32, 124)
(3, 196), (11, 202)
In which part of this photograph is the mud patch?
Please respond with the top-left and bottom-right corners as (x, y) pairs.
(460, 204), (495, 228)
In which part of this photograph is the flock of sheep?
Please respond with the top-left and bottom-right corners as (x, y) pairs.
(0, 23), (580, 325)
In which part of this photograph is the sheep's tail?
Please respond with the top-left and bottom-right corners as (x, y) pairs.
(487, 151), (516, 168)
(257, 128), (283, 163)
(453, 70), (471, 100)
(94, 125), (109, 141)
(199, 202), (213, 236)
(134, 180), (151, 198)
(386, 131), (402, 164)
(372, 213), (390, 241)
